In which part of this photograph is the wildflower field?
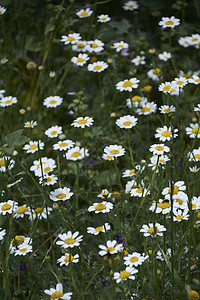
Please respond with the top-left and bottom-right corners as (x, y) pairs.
(1, 0), (200, 299)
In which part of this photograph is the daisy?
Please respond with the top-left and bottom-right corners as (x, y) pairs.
(43, 96), (63, 108)
(97, 14), (111, 23)
(87, 223), (111, 235)
(88, 201), (113, 214)
(10, 236), (32, 253)
(104, 145), (125, 158)
(0, 156), (15, 172)
(14, 205), (31, 218)
(158, 52), (171, 61)
(189, 166), (200, 173)
(71, 53), (89, 66)
(156, 249), (171, 261)
(162, 181), (186, 196)
(190, 34), (200, 47)
(29, 207), (52, 220)
(72, 41), (89, 52)
(116, 78), (139, 92)
(155, 126), (178, 141)
(76, 8), (93, 18)
(0, 228), (6, 241)
(159, 105), (175, 114)
(158, 82), (172, 94)
(87, 39), (104, 53)
(57, 253), (79, 266)
(131, 56), (145, 66)
(87, 61), (108, 72)
(39, 174), (58, 186)
(14, 244), (33, 256)
(136, 102), (157, 115)
(97, 189), (111, 199)
(53, 140), (74, 151)
(116, 115), (138, 129)
(130, 187), (149, 197)
(45, 125), (62, 138)
(24, 120), (37, 128)
(30, 157), (56, 177)
(149, 199), (171, 214)
(44, 283), (72, 300)
(0, 58), (8, 64)
(49, 187), (73, 202)
(194, 104), (200, 112)
(123, 1), (139, 11)
(0, 96), (17, 107)
(126, 96), (147, 108)
(189, 148), (200, 161)
(60, 33), (81, 45)
(102, 153), (114, 161)
(147, 68), (161, 81)
(56, 231), (83, 249)
(49, 71), (55, 78)
(71, 116), (94, 128)
(65, 146), (89, 161)
(23, 140), (44, 153)
(191, 196), (200, 210)
(171, 77), (188, 89)
(148, 155), (169, 172)
(0, 6), (6, 15)
(0, 200), (18, 215)
(165, 192), (188, 210)
(140, 223), (166, 237)
(114, 267), (138, 283)
(113, 41), (129, 52)
(159, 16), (180, 28)
(178, 36), (191, 48)
(122, 169), (136, 177)
(124, 252), (145, 267)
(98, 240), (123, 256)
(173, 208), (189, 222)
(149, 144), (170, 156)
(125, 180), (138, 193)
(186, 123), (200, 138)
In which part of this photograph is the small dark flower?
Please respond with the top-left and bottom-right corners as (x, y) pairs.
(20, 263), (27, 271)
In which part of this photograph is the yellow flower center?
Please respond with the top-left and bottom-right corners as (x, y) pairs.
(141, 106), (150, 113)
(95, 226), (103, 232)
(68, 36), (75, 42)
(132, 95), (141, 102)
(159, 159), (165, 163)
(119, 270), (131, 279)
(148, 227), (159, 235)
(71, 151), (81, 157)
(110, 149), (120, 155)
(153, 68), (161, 74)
(0, 158), (5, 167)
(20, 248), (28, 253)
(95, 203), (106, 211)
(128, 5), (134, 8)
(122, 80), (133, 88)
(34, 207), (43, 214)
(2, 204), (12, 211)
(12, 236), (24, 246)
(77, 43), (85, 49)
(195, 78), (200, 83)
(65, 238), (76, 244)
(91, 43), (98, 48)
(192, 204), (196, 209)
(155, 146), (164, 151)
(101, 17), (107, 21)
(192, 127), (200, 135)
(49, 100), (57, 104)
(64, 255), (75, 262)
(59, 142), (68, 147)
(175, 198), (183, 205)
(106, 155), (113, 159)
(192, 38), (198, 42)
(123, 121), (132, 126)
(158, 200), (171, 209)
(161, 130), (172, 137)
(163, 108), (171, 113)
(80, 11), (88, 17)
(136, 188), (142, 194)
(94, 65), (102, 70)
(165, 20), (174, 25)
(194, 154), (200, 159)
(77, 57), (84, 63)
(29, 144), (38, 150)
(56, 193), (66, 199)
(77, 119), (87, 124)
(50, 131), (58, 136)
(168, 185), (179, 195)
(51, 291), (64, 299)
(106, 246), (115, 253)
(129, 169), (135, 175)
(176, 215), (184, 220)
(27, 124), (34, 128)
(17, 206), (28, 214)
(176, 80), (184, 85)
(163, 86), (171, 92)
(5, 100), (12, 104)
(130, 256), (139, 263)
(45, 177), (52, 182)
(44, 166), (51, 173)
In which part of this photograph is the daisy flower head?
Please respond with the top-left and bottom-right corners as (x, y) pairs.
(158, 82), (172, 94)
(0, 200), (18, 215)
(116, 115), (138, 129)
(123, 1), (139, 11)
(30, 157), (56, 177)
(186, 123), (200, 138)
(189, 166), (200, 173)
(87, 61), (108, 73)
(97, 189), (111, 199)
(124, 252), (145, 267)
(173, 208), (189, 222)
(114, 266), (138, 283)
(131, 56), (145, 66)
(165, 192), (188, 210)
(60, 33), (81, 45)
(87, 39), (104, 53)
(29, 207), (52, 220)
(159, 16), (180, 29)
(97, 14), (111, 23)
(140, 222), (166, 237)
(155, 126), (178, 142)
(194, 104), (200, 112)
(190, 34), (200, 48)
(149, 144), (170, 156)
(0, 96), (17, 107)
(43, 96), (63, 108)
(72, 40), (89, 52)
(88, 201), (113, 214)
(71, 116), (94, 128)
(147, 68), (162, 81)
(113, 41), (129, 52)
(130, 187), (150, 198)
(188, 148), (200, 162)
(159, 105), (175, 114)
(191, 196), (200, 210)
(188, 75), (200, 85)
(125, 179), (138, 193)
(87, 223), (111, 235)
(49, 71), (55, 78)
(104, 144), (125, 158)
(56, 231), (83, 249)
(162, 181), (186, 196)
(71, 53), (89, 66)
(45, 125), (62, 138)
(65, 146), (89, 161)
(39, 174), (58, 186)
(76, 8), (93, 18)
(158, 51), (171, 61)
(122, 168), (136, 178)
(149, 199), (171, 214)
(148, 155), (170, 172)
(23, 140), (44, 153)
(24, 120), (37, 128)
(0, 6), (6, 15)
(0, 156), (15, 172)
(178, 36), (191, 48)
(14, 205), (31, 218)
(126, 96), (147, 108)
(53, 140), (74, 151)
(136, 102), (157, 115)
(98, 240), (123, 256)
(0, 228), (6, 241)
(116, 78), (139, 92)
(102, 153), (114, 161)
(57, 253), (79, 266)
(44, 283), (72, 300)
(171, 77), (188, 89)
(49, 187), (73, 202)
(14, 244), (33, 256)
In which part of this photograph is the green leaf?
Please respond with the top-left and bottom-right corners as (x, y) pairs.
(5, 129), (30, 148)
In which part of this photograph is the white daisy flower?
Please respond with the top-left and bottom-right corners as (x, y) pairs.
(39, 174), (58, 186)
(188, 75), (200, 85)
(0, 200), (18, 215)
(87, 39), (104, 53)
(87, 223), (111, 235)
(113, 41), (129, 52)
(23, 140), (44, 153)
(147, 68), (162, 81)
(0, 156), (15, 172)
(0, 58), (8, 64)
(149, 144), (170, 155)
(72, 41), (89, 52)
(125, 180), (139, 193)
(49, 187), (73, 202)
(0, 6), (6, 15)
(53, 140), (75, 151)
(188, 148), (200, 162)
(24, 120), (37, 128)
(158, 51), (171, 61)
(44, 283), (72, 300)
(71, 53), (89, 66)
(171, 77), (188, 89)
(173, 208), (189, 222)
(29, 207), (52, 220)
(14, 244), (33, 256)
(178, 36), (191, 48)
(97, 189), (111, 199)
(131, 56), (145, 66)
(136, 101), (157, 115)
(116, 78), (139, 92)
(194, 104), (200, 112)
(165, 192), (188, 210)
(149, 199), (171, 214)
(98, 240), (123, 256)
(159, 16), (180, 28)
(97, 14), (111, 23)
(124, 252), (145, 267)
(43, 96), (63, 108)
(30, 157), (56, 177)
(126, 96), (147, 108)
(60, 33), (81, 45)
(76, 8), (93, 18)
(130, 187), (149, 197)
(186, 123), (200, 138)
(56, 231), (83, 249)
(10, 236), (32, 254)
(45, 125), (63, 138)
(102, 153), (114, 161)
(190, 34), (200, 47)
(14, 205), (31, 218)
(114, 266), (138, 283)
(158, 82), (172, 94)
(123, 1), (139, 11)
(87, 61), (108, 72)
(104, 144), (125, 158)
(0, 228), (6, 241)
(88, 201), (113, 214)
(148, 155), (169, 172)
(65, 146), (89, 161)
(191, 196), (200, 210)
(71, 116), (94, 128)
(49, 71), (55, 78)
(159, 105), (175, 114)
(57, 253), (79, 266)
(155, 126), (178, 141)
(0, 96), (17, 107)
(162, 181), (186, 196)
(116, 115), (138, 129)
(140, 223), (166, 237)
(122, 168), (136, 177)
(189, 166), (200, 173)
